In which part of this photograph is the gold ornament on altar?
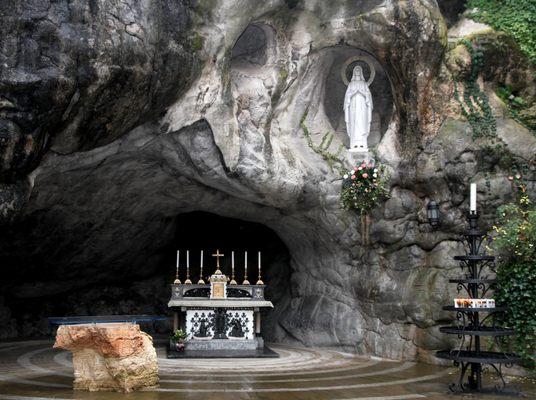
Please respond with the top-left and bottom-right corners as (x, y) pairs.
(210, 249), (227, 298)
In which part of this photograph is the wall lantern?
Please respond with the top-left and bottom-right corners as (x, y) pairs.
(427, 200), (440, 227)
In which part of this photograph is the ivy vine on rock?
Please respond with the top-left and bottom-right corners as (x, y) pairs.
(300, 110), (347, 175)
(454, 38), (497, 141)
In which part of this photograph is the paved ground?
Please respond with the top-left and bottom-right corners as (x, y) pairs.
(0, 340), (533, 399)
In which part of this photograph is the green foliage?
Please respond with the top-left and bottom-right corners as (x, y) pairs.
(467, 0), (536, 65)
(492, 186), (536, 368)
(454, 39), (497, 140)
(496, 84), (536, 133)
(340, 162), (390, 215)
(170, 329), (187, 342)
(190, 34), (204, 51)
(300, 111), (347, 174)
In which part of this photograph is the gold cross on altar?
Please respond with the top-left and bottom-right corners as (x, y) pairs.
(212, 249), (224, 269)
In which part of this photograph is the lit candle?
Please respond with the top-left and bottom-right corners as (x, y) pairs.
(176, 250), (179, 270)
(470, 183), (477, 213)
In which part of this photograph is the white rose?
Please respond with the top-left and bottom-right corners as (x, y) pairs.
(343, 174), (348, 179)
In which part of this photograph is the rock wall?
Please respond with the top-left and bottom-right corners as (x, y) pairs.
(0, 0), (535, 363)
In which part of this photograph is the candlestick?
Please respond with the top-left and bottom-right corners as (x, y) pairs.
(470, 183), (477, 213)
(230, 251), (237, 285)
(174, 250), (181, 284)
(198, 250), (205, 284)
(185, 250), (192, 284)
(243, 251), (250, 285)
(256, 251), (264, 285)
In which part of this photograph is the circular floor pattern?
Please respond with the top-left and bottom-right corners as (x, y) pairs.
(0, 340), (532, 400)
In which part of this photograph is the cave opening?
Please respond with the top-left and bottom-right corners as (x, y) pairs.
(0, 211), (292, 342)
(166, 211), (292, 342)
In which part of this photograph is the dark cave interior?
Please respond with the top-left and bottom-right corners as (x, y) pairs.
(0, 211), (292, 340)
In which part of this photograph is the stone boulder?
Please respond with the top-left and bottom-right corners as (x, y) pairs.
(53, 323), (158, 392)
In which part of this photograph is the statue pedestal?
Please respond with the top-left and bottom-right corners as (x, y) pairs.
(347, 148), (373, 164)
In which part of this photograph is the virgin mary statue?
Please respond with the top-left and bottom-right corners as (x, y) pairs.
(344, 66), (373, 151)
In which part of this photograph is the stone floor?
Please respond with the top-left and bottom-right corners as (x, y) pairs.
(0, 340), (533, 399)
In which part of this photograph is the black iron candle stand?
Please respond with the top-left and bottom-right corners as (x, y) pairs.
(436, 211), (521, 393)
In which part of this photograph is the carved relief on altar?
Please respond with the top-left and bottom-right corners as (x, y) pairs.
(226, 310), (253, 340)
(186, 310), (215, 339)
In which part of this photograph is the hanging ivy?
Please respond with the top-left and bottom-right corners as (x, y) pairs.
(300, 111), (347, 175)
(454, 38), (497, 141)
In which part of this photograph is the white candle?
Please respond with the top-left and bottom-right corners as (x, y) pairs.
(470, 183), (477, 213)
(187, 250), (190, 268)
(245, 251), (247, 265)
(258, 251), (261, 268)
(232, 251), (235, 268)
(176, 250), (179, 269)
(200, 250), (203, 267)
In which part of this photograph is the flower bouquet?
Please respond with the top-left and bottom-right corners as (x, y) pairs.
(340, 161), (389, 245)
(170, 329), (187, 352)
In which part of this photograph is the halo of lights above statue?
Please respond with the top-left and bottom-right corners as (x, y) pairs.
(342, 56), (375, 153)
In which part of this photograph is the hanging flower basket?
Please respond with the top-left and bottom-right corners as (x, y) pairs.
(340, 161), (390, 244)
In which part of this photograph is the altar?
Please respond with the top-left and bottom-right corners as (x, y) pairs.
(167, 249), (277, 357)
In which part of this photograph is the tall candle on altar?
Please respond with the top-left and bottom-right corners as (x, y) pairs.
(187, 250), (190, 268)
(176, 250), (179, 270)
(231, 251), (235, 280)
(470, 183), (477, 213)
(200, 250), (203, 267)
(258, 251), (261, 268)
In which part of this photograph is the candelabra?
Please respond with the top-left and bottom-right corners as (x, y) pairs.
(436, 211), (520, 393)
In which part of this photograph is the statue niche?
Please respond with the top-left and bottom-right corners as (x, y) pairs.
(322, 48), (394, 153)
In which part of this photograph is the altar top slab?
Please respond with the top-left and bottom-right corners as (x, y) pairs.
(167, 299), (273, 308)
(48, 315), (168, 325)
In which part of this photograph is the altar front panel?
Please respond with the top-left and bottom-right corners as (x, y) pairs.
(185, 309), (254, 340)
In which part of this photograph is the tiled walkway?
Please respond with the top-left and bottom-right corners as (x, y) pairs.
(0, 340), (533, 399)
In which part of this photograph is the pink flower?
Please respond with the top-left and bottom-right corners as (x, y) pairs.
(354, 167), (358, 171)
(362, 173), (368, 178)
(361, 162), (367, 168)
(351, 175), (356, 180)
